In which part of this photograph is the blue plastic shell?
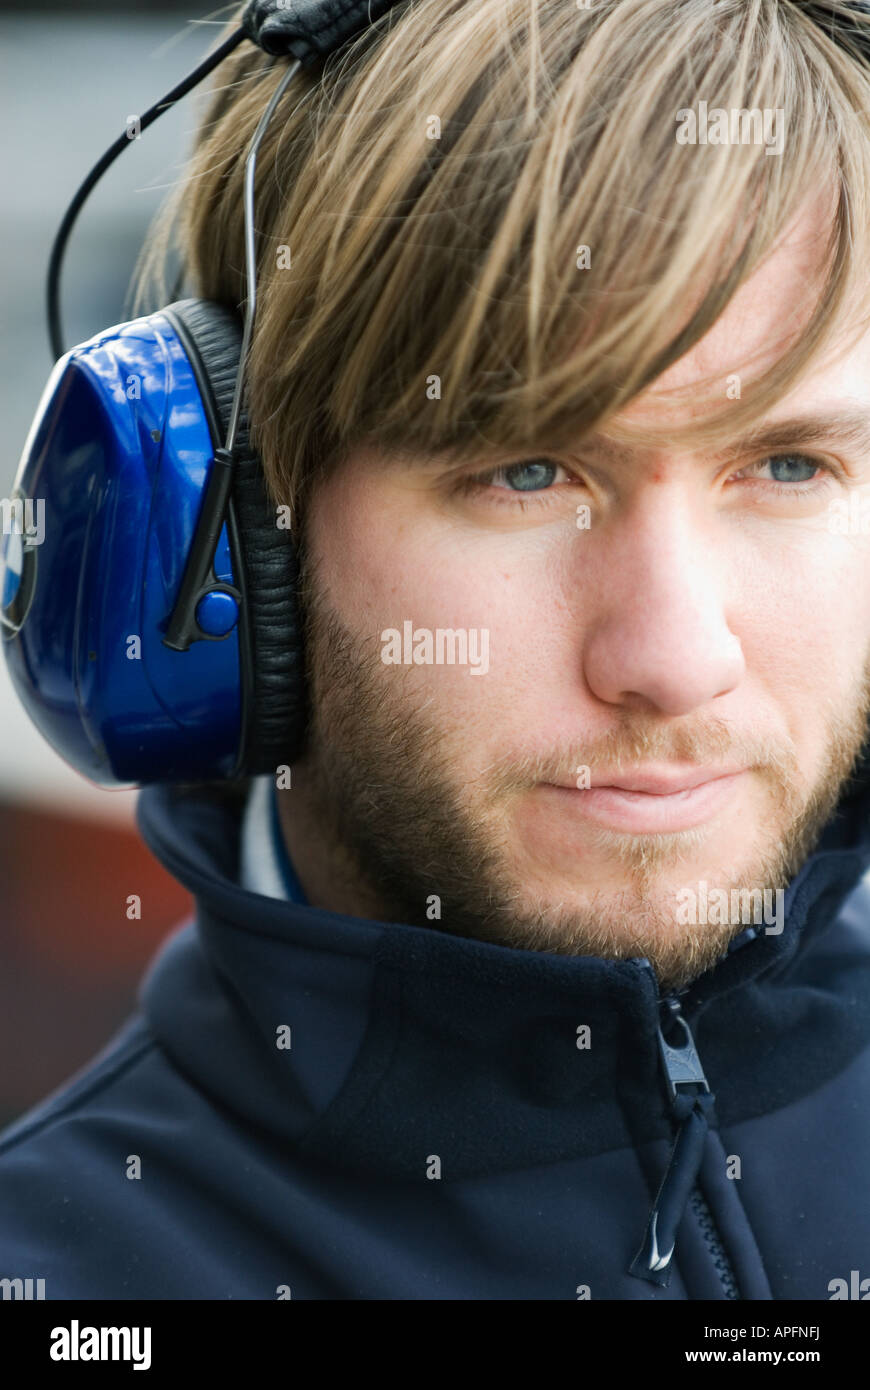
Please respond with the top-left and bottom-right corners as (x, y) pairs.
(0, 312), (243, 786)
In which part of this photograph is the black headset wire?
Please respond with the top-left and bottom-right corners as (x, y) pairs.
(42, 20), (304, 655)
(46, 25), (247, 362)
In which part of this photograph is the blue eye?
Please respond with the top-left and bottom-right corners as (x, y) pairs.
(734, 452), (839, 496)
(491, 460), (562, 492)
(454, 456), (572, 510)
(764, 454), (820, 484)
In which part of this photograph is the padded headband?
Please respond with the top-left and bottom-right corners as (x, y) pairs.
(241, 0), (405, 63)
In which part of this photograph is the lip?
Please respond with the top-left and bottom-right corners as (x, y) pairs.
(565, 764), (747, 795)
(542, 768), (747, 833)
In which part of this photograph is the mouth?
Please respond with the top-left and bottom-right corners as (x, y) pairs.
(542, 766), (748, 833)
(586, 764), (746, 795)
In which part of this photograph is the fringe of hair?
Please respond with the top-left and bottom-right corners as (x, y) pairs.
(133, 0), (870, 523)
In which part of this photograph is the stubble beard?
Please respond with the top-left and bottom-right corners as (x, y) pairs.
(292, 547), (870, 991)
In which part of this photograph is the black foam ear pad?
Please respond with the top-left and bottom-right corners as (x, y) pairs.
(162, 297), (307, 776)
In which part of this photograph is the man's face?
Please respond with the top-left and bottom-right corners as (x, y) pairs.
(284, 200), (870, 990)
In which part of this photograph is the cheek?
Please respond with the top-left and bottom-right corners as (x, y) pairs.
(734, 532), (870, 748)
(307, 467), (870, 769)
(307, 476), (566, 738)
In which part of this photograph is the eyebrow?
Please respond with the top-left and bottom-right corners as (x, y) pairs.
(393, 408), (870, 478)
(586, 409), (870, 468)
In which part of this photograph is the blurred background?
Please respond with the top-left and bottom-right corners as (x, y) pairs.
(0, 1), (236, 1127)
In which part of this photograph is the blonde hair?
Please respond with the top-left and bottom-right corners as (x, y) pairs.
(136, 0), (870, 524)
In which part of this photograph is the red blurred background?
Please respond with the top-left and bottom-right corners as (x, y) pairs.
(0, 797), (191, 1130)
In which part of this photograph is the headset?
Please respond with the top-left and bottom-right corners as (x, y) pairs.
(4, 1), (870, 791)
(0, 0), (404, 788)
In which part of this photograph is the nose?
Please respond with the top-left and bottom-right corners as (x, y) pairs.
(581, 487), (745, 715)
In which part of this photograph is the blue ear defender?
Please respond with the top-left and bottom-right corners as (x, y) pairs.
(0, 1), (404, 788)
(2, 296), (303, 787)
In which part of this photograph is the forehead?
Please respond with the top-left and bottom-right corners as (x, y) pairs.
(614, 187), (870, 440)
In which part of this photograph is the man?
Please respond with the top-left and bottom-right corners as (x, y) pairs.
(2, 0), (870, 1299)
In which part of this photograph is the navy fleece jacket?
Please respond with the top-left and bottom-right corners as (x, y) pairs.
(1, 772), (869, 1300)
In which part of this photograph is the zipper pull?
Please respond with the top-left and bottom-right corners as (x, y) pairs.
(629, 993), (716, 1288)
(656, 994), (710, 1101)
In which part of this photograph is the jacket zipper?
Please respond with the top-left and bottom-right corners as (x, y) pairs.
(689, 1185), (740, 1299)
(629, 969), (741, 1297)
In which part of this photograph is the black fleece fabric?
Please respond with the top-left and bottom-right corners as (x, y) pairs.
(1, 772), (869, 1299)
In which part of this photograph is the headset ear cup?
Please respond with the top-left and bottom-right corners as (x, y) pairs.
(163, 297), (307, 776)
(231, 399), (308, 774)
